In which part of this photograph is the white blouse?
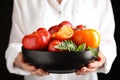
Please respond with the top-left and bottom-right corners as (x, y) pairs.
(5, 0), (117, 80)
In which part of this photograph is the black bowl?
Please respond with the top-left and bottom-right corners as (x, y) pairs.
(22, 47), (98, 74)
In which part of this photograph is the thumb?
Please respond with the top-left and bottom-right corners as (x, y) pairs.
(88, 51), (105, 68)
(14, 52), (36, 72)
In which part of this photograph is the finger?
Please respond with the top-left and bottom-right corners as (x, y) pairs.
(14, 53), (37, 72)
(31, 69), (44, 76)
(76, 67), (97, 75)
(88, 61), (98, 68)
(88, 52), (105, 68)
(85, 67), (97, 72)
(31, 69), (48, 77)
(21, 63), (37, 72)
(76, 67), (87, 75)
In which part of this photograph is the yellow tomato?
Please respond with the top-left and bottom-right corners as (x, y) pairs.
(72, 29), (100, 48)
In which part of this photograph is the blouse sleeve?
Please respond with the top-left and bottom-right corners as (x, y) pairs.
(96, 0), (117, 74)
(5, 0), (31, 75)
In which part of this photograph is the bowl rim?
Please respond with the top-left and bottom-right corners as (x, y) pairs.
(22, 46), (99, 54)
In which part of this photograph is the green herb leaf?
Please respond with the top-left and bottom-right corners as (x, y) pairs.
(54, 40), (77, 52)
(87, 46), (98, 58)
(76, 43), (86, 51)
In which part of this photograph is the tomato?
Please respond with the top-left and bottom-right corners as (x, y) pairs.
(58, 21), (73, 28)
(38, 31), (51, 41)
(37, 27), (47, 32)
(72, 29), (100, 48)
(76, 24), (86, 30)
(52, 21), (74, 40)
(22, 27), (51, 50)
(48, 40), (61, 52)
(48, 25), (59, 34)
(54, 26), (74, 40)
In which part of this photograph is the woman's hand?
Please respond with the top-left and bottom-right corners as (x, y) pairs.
(76, 50), (106, 75)
(14, 52), (49, 77)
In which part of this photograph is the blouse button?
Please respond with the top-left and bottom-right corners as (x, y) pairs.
(58, 11), (62, 14)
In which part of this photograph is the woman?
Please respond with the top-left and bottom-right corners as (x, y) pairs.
(5, 0), (117, 80)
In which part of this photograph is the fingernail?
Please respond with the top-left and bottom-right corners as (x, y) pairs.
(98, 56), (101, 61)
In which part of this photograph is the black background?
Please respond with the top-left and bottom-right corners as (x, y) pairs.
(1, 0), (120, 80)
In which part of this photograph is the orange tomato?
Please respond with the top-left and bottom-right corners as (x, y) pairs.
(72, 29), (100, 48)
(50, 21), (74, 40)
(53, 25), (74, 40)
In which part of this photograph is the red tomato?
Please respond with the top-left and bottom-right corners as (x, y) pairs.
(35, 27), (51, 42)
(76, 24), (85, 30)
(37, 30), (51, 41)
(72, 29), (100, 48)
(22, 28), (51, 50)
(48, 25), (59, 34)
(48, 40), (61, 52)
(58, 21), (72, 28)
